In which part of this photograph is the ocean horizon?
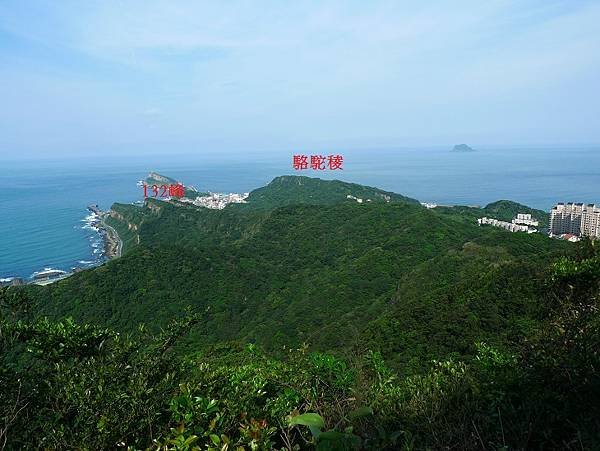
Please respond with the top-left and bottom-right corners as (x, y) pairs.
(1, 146), (599, 281)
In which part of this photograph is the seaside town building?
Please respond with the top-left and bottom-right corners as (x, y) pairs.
(478, 217), (533, 233)
(178, 192), (249, 210)
(512, 213), (539, 227)
(550, 203), (600, 238)
(478, 212), (539, 233)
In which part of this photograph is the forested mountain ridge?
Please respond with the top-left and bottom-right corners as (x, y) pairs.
(105, 175), (419, 254)
(6, 175), (597, 449)
(240, 175), (420, 209)
(107, 175), (547, 254)
(31, 177), (567, 368)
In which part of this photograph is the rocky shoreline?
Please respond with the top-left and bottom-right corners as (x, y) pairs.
(1, 205), (124, 288)
(88, 205), (122, 259)
(21, 208), (123, 286)
(100, 216), (122, 258)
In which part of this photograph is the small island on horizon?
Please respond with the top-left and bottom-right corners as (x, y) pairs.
(451, 143), (476, 152)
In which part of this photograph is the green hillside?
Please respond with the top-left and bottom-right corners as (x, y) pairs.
(4, 175), (598, 449)
(31, 178), (566, 369)
(483, 200), (549, 227)
(240, 175), (420, 210)
(436, 200), (549, 228)
(30, 176), (564, 362)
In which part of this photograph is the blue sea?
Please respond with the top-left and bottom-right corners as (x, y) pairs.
(1, 146), (599, 281)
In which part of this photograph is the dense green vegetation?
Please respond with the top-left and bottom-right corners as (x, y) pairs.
(2, 244), (598, 449)
(31, 186), (566, 368)
(2, 176), (597, 449)
(239, 176), (419, 210)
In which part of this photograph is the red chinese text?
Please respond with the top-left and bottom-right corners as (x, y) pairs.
(143, 183), (185, 198)
(293, 154), (343, 170)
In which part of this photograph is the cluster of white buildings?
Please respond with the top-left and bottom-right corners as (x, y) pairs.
(513, 213), (539, 227)
(477, 204), (600, 241)
(550, 203), (600, 239)
(179, 192), (250, 210)
(478, 216), (537, 233)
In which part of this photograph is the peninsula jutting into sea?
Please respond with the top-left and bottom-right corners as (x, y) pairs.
(3, 171), (596, 288)
(3, 146), (599, 286)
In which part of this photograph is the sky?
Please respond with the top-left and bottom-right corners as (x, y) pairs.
(1, 0), (599, 158)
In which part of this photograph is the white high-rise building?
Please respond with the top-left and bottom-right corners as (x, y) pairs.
(550, 203), (600, 238)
